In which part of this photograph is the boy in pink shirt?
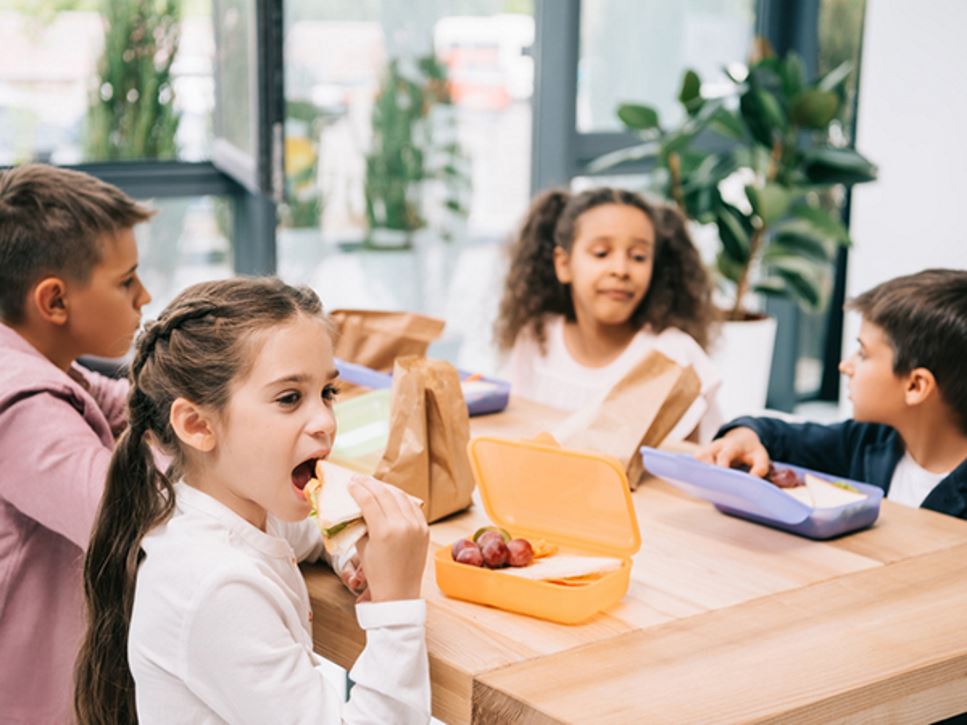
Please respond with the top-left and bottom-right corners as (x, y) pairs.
(0, 164), (152, 723)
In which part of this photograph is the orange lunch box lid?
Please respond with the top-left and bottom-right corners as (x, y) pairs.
(467, 434), (641, 558)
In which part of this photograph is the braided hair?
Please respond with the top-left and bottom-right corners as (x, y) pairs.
(494, 187), (714, 352)
(75, 277), (324, 725)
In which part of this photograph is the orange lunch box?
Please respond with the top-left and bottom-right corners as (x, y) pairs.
(434, 435), (642, 625)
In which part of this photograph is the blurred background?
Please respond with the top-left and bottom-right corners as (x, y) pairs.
(1, 0), (964, 416)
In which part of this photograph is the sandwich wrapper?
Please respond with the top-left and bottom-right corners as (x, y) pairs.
(554, 350), (702, 490)
(434, 435), (641, 625)
(639, 447), (883, 540)
(330, 356), (475, 524)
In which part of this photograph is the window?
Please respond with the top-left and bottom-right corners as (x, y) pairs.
(137, 196), (233, 321)
(577, 0), (756, 132)
(0, 1), (214, 165)
(276, 0), (536, 372)
(795, 0), (867, 400)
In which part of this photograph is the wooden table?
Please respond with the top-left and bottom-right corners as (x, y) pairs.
(304, 397), (967, 723)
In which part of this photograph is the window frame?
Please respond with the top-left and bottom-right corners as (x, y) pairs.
(2, 0), (284, 278)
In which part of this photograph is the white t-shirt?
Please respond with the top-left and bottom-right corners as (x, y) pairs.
(129, 483), (430, 725)
(888, 452), (949, 508)
(502, 315), (723, 442)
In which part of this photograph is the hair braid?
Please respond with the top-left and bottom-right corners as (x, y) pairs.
(75, 277), (326, 724)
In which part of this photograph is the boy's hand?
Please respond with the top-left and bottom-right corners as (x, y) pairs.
(696, 427), (771, 478)
(349, 477), (429, 603)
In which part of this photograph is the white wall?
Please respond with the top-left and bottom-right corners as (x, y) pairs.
(840, 0), (967, 412)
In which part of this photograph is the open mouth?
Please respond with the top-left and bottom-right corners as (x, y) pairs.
(291, 458), (319, 491)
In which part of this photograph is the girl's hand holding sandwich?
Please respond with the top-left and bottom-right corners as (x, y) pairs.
(349, 476), (429, 602)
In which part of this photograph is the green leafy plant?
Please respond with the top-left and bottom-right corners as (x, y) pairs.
(86, 0), (181, 160)
(280, 99), (327, 229)
(592, 40), (877, 320)
(363, 53), (470, 247)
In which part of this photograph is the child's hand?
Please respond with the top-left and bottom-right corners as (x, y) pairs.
(696, 427), (771, 478)
(337, 553), (367, 596)
(349, 477), (429, 603)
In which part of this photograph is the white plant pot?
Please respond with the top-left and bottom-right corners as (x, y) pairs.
(367, 227), (412, 250)
(709, 316), (778, 422)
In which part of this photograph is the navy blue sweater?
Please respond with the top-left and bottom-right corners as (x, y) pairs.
(718, 417), (967, 520)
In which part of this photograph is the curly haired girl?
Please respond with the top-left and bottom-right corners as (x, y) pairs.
(495, 186), (722, 440)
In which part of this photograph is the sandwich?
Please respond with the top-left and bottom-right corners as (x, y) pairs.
(303, 460), (369, 558)
(765, 466), (868, 508)
(497, 554), (622, 581)
(303, 460), (424, 559)
(802, 472), (867, 508)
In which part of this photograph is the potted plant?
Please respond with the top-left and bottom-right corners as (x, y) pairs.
(363, 53), (470, 249)
(86, 0), (188, 295)
(281, 99), (329, 231)
(591, 40), (877, 415)
(86, 0), (180, 161)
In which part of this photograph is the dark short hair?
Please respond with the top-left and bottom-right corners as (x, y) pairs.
(848, 268), (967, 433)
(0, 163), (153, 323)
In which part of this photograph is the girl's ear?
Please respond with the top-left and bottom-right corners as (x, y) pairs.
(903, 367), (937, 407)
(553, 246), (572, 284)
(169, 397), (216, 452)
(32, 277), (69, 326)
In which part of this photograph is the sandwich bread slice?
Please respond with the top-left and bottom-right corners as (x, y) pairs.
(303, 460), (368, 558)
(803, 472), (867, 508)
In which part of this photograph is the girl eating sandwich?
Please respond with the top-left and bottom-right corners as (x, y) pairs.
(74, 277), (430, 724)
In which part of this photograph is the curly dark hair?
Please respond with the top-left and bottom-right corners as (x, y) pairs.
(494, 186), (715, 352)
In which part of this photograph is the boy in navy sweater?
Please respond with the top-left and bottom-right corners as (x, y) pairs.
(698, 269), (967, 519)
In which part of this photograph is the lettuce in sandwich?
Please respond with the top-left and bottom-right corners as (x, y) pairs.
(303, 460), (368, 558)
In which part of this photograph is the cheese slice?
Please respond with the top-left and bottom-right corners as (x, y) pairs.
(497, 555), (622, 581)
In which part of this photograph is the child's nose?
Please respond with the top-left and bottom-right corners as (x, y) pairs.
(136, 278), (152, 307)
(307, 401), (336, 440)
(611, 257), (630, 277)
(838, 359), (852, 376)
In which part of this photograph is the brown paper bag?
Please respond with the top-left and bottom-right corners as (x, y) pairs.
(329, 309), (445, 372)
(553, 350), (701, 489)
(374, 356), (475, 522)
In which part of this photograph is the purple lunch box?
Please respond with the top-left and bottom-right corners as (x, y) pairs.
(640, 447), (883, 540)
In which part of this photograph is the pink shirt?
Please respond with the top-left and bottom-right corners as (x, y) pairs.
(0, 322), (128, 724)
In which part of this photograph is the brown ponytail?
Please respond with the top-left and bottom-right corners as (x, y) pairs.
(74, 277), (325, 724)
